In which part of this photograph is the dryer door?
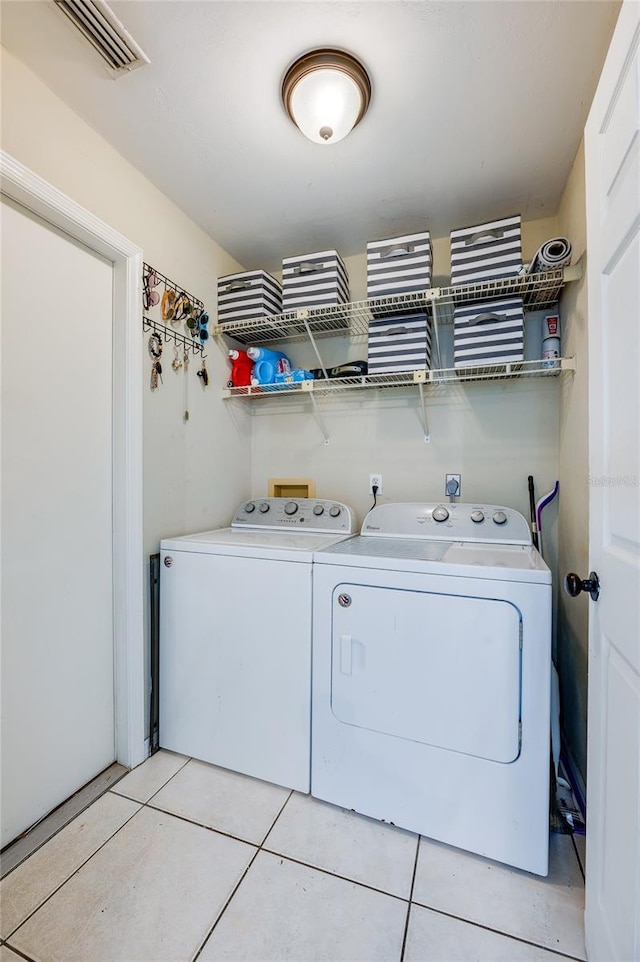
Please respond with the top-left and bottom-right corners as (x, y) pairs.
(331, 584), (521, 763)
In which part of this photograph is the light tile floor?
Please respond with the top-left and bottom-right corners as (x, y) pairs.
(0, 751), (586, 962)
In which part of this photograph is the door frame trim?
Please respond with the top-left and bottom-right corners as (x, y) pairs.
(1, 150), (146, 769)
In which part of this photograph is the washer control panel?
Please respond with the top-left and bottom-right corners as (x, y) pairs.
(232, 498), (356, 533)
(361, 503), (532, 544)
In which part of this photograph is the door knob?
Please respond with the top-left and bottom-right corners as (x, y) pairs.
(564, 571), (600, 601)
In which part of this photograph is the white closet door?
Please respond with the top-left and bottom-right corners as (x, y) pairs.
(584, 1), (640, 959)
(1, 197), (115, 848)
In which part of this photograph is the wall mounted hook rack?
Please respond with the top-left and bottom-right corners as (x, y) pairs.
(142, 262), (205, 315)
(143, 316), (206, 357)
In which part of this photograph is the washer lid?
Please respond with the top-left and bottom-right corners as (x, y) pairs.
(161, 526), (354, 562)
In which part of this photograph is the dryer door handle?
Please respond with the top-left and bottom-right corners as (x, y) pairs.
(339, 634), (353, 675)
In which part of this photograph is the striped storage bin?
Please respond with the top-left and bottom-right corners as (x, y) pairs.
(367, 232), (432, 300)
(217, 269), (282, 324)
(450, 215), (522, 286)
(368, 312), (431, 375)
(453, 297), (524, 369)
(281, 250), (349, 312)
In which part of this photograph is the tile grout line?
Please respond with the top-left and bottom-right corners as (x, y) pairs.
(190, 787), (418, 962)
(144, 789), (416, 904)
(399, 835), (421, 961)
(2, 803), (143, 943)
(110, 752), (193, 807)
(407, 898), (587, 962)
(190, 789), (295, 961)
(260, 789), (295, 844)
(190, 846), (261, 962)
(259, 845), (411, 904)
(3, 942), (39, 962)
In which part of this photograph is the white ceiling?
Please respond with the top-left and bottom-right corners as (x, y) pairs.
(0, 0), (619, 271)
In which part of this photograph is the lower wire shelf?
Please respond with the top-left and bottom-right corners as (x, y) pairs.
(222, 356), (576, 400)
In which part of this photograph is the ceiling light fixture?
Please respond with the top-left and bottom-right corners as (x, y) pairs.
(282, 48), (371, 145)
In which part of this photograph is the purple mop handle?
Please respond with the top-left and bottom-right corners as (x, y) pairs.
(536, 481), (559, 534)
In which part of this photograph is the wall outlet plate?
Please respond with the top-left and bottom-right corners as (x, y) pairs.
(370, 474), (383, 494)
(445, 474), (461, 498)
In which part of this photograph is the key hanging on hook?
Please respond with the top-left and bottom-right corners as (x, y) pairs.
(183, 347), (190, 421)
(197, 359), (209, 387)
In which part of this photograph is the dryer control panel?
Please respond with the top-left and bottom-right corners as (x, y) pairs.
(232, 498), (357, 534)
(361, 503), (532, 545)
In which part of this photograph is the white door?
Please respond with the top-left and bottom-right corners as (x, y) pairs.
(1, 197), (115, 847)
(583, 2), (640, 959)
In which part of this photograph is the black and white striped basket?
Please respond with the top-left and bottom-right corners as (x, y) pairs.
(281, 250), (349, 313)
(453, 297), (524, 370)
(450, 215), (522, 286)
(366, 232), (432, 301)
(217, 269), (282, 323)
(368, 312), (431, 374)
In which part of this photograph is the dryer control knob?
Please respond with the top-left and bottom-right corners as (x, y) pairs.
(432, 506), (449, 522)
(471, 510), (485, 523)
(493, 511), (507, 525)
(258, 502), (270, 513)
(313, 504), (325, 515)
(329, 506), (341, 517)
(244, 501), (256, 513)
(284, 501), (298, 515)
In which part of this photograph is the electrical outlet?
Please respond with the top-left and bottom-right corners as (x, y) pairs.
(445, 474), (461, 498)
(369, 474), (383, 495)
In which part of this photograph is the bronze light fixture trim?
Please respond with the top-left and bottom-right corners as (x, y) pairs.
(282, 48), (372, 144)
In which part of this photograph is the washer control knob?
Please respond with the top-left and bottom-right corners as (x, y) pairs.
(470, 510), (485, 524)
(284, 501), (298, 515)
(244, 502), (255, 513)
(493, 510), (507, 525)
(432, 506), (449, 522)
(313, 504), (325, 516)
(329, 506), (341, 518)
(258, 502), (270, 513)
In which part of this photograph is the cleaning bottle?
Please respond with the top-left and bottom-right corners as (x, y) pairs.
(247, 347), (291, 385)
(227, 349), (254, 388)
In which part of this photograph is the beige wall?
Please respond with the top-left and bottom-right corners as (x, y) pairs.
(556, 139), (589, 785)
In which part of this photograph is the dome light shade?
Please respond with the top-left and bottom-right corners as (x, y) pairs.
(282, 49), (371, 145)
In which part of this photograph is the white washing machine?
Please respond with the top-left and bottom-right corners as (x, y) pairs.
(311, 502), (552, 875)
(160, 498), (356, 793)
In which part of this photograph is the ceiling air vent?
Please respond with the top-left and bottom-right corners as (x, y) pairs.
(54, 0), (150, 76)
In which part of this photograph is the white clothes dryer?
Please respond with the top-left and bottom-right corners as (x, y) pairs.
(160, 498), (356, 793)
(311, 502), (552, 875)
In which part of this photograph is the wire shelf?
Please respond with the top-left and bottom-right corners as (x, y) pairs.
(223, 356), (575, 399)
(214, 265), (581, 345)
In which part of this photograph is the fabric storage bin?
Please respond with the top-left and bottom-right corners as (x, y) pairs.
(453, 297), (524, 369)
(281, 250), (349, 312)
(217, 269), (282, 324)
(450, 214), (522, 285)
(368, 312), (431, 374)
(367, 232), (432, 300)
